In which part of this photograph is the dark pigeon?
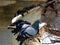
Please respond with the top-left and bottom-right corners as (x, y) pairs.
(11, 20), (31, 35)
(14, 10), (24, 17)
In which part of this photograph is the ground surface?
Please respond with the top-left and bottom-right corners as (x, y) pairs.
(0, 29), (12, 45)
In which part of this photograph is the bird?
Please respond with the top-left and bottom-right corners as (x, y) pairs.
(13, 20), (31, 35)
(16, 20), (40, 45)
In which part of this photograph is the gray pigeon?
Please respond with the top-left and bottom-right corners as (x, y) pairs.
(19, 20), (40, 45)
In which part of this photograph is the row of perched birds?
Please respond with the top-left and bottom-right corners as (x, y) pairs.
(14, 3), (41, 17)
(8, 3), (43, 45)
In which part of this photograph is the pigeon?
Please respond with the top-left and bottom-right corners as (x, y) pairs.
(17, 20), (40, 45)
(11, 20), (31, 35)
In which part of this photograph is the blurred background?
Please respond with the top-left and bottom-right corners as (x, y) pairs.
(0, 0), (47, 27)
(0, 0), (46, 45)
